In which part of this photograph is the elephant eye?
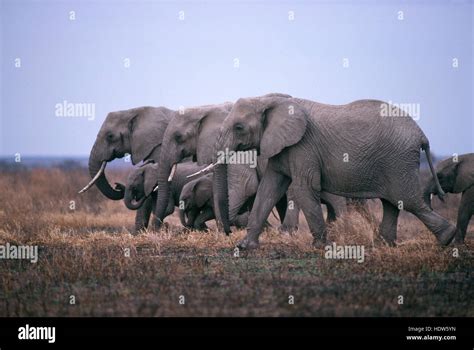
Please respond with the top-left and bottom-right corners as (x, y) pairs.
(234, 123), (244, 132)
(174, 132), (184, 144)
(106, 132), (115, 142)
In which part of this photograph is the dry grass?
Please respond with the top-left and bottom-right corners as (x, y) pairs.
(0, 167), (473, 316)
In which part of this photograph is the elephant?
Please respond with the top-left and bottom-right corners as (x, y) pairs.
(423, 153), (474, 243)
(212, 94), (457, 249)
(153, 96), (293, 232)
(123, 161), (212, 231)
(79, 106), (174, 229)
(179, 174), (215, 230)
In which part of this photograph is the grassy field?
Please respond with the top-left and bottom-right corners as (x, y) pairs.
(0, 166), (473, 316)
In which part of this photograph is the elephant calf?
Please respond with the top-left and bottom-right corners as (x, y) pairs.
(122, 161), (210, 232)
(423, 153), (474, 243)
(179, 173), (253, 230)
(179, 174), (215, 230)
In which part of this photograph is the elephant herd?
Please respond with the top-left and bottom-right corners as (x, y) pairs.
(80, 94), (473, 249)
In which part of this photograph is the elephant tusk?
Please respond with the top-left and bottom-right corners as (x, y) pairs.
(168, 163), (178, 182)
(186, 162), (216, 179)
(79, 161), (106, 194)
(153, 185), (159, 192)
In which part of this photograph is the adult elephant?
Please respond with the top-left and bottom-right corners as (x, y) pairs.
(79, 106), (173, 229)
(212, 95), (457, 249)
(153, 102), (259, 230)
(423, 153), (474, 243)
(153, 94), (293, 232)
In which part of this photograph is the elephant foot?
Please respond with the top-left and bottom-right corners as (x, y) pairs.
(452, 237), (466, 245)
(436, 225), (457, 246)
(377, 236), (396, 247)
(262, 220), (273, 230)
(452, 229), (466, 245)
(278, 224), (298, 235)
(452, 241), (466, 247)
(237, 237), (260, 250)
(312, 238), (327, 249)
(133, 225), (146, 235)
(151, 218), (166, 231)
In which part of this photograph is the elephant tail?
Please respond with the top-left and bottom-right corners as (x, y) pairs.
(421, 141), (445, 201)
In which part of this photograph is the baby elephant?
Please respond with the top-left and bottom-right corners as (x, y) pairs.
(423, 153), (474, 243)
(123, 161), (209, 232)
(179, 174), (252, 230)
(179, 174), (215, 230)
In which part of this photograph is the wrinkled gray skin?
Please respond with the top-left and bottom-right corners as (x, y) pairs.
(124, 161), (210, 231)
(423, 153), (474, 243)
(154, 97), (291, 232)
(84, 106), (173, 230)
(179, 174), (215, 230)
(179, 173), (256, 230)
(213, 95), (456, 249)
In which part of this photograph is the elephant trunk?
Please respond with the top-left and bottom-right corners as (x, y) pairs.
(124, 187), (146, 210)
(213, 163), (231, 235)
(154, 163), (173, 228)
(86, 144), (124, 200)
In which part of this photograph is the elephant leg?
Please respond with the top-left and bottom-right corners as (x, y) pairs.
(184, 208), (199, 228)
(320, 192), (346, 224)
(238, 168), (291, 250)
(228, 189), (251, 227)
(194, 207), (214, 231)
(165, 199), (175, 217)
(275, 194), (287, 224)
(279, 203), (299, 233)
(320, 195), (337, 223)
(325, 202), (336, 223)
(233, 212), (249, 228)
(378, 199), (399, 246)
(390, 173), (456, 246)
(292, 187), (327, 247)
(454, 187), (474, 244)
(134, 196), (153, 233)
(398, 192), (456, 246)
(279, 187), (299, 233)
(411, 206), (456, 245)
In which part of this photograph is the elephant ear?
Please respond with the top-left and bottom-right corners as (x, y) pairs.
(259, 98), (308, 159)
(194, 176), (213, 208)
(129, 108), (172, 164)
(453, 156), (474, 193)
(143, 164), (159, 197)
(196, 107), (228, 165)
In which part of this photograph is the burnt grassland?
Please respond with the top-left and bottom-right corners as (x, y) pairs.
(0, 167), (473, 316)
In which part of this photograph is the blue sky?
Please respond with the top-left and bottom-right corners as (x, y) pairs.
(1, 0), (473, 157)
